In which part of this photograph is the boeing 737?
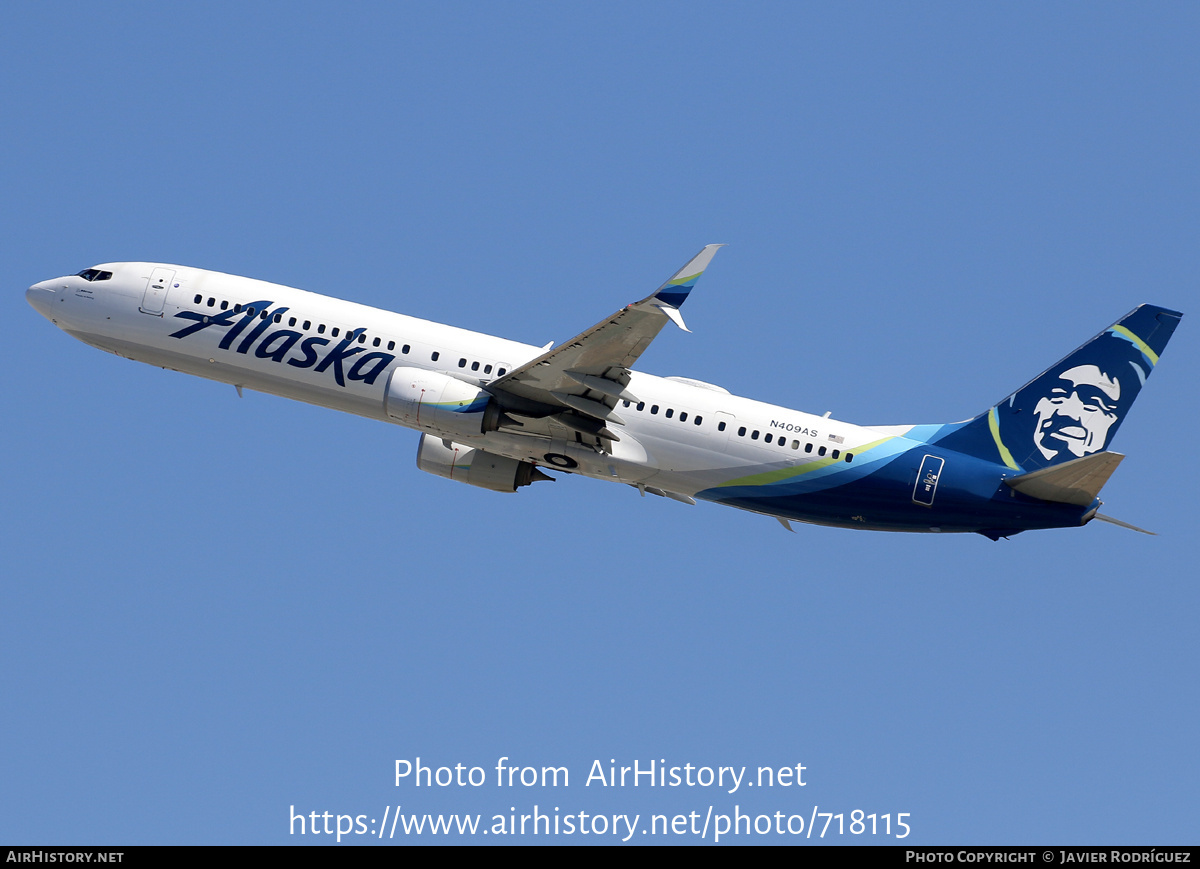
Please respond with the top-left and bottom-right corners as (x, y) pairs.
(26, 246), (1181, 539)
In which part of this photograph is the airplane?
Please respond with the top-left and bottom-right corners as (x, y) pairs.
(26, 246), (1181, 539)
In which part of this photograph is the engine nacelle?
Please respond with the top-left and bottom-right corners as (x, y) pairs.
(385, 367), (502, 440)
(416, 434), (552, 493)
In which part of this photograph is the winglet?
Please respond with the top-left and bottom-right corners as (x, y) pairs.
(650, 244), (725, 309)
(658, 303), (691, 332)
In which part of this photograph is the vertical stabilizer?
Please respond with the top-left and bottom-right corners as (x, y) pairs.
(935, 305), (1182, 471)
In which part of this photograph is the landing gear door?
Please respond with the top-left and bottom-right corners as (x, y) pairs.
(140, 267), (176, 316)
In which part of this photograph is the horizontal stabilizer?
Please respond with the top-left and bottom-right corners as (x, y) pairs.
(1092, 513), (1155, 535)
(1004, 451), (1124, 506)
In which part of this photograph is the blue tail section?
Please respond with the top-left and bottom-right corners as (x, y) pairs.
(933, 304), (1182, 472)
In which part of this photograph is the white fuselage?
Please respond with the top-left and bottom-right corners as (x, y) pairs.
(26, 262), (894, 506)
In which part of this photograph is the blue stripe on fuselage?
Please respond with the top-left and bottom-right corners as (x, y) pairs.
(697, 443), (1088, 533)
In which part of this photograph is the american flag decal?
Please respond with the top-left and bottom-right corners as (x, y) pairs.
(828, 433), (844, 444)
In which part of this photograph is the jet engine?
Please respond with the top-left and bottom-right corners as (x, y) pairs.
(385, 367), (508, 440)
(416, 434), (553, 493)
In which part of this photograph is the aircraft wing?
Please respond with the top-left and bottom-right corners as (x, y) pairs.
(485, 244), (724, 444)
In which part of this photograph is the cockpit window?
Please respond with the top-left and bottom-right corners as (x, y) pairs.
(76, 269), (113, 282)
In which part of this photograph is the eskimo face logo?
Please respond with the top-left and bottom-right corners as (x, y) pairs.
(1031, 364), (1121, 460)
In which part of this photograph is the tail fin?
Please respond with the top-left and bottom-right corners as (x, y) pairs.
(936, 304), (1182, 472)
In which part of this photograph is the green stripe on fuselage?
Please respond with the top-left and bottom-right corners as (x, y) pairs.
(715, 436), (893, 489)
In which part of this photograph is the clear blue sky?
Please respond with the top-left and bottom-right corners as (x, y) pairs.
(3, 1), (1197, 845)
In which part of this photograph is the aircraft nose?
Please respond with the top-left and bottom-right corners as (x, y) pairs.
(26, 281), (57, 318)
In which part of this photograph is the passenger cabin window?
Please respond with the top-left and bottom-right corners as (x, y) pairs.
(459, 358), (467, 368)
(193, 294), (202, 304)
(651, 405), (659, 415)
(471, 361), (479, 371)
(718, 421), (726, 431)
(221, 301), (229, 310)
(694, 416), (703, 425)
(665, 408), (673, 418)
(431, 351), (440, 362)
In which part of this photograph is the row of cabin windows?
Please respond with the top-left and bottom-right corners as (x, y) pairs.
(623, 400), (703, 426)
(622, 399), (853, 462)
(459, 357), (499, 375)
(190, 294), (505, 375)
(735, 425), (853, 461)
